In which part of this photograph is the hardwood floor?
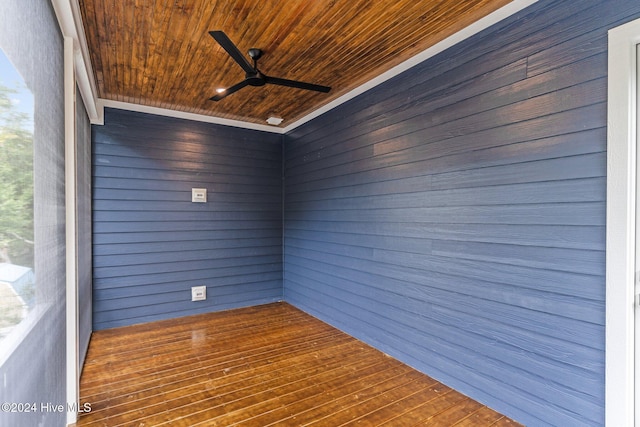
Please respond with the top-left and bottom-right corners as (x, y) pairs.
(77, 302), (522, 426)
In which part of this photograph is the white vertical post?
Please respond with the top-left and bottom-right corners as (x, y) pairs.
(64, 35), (79, 426)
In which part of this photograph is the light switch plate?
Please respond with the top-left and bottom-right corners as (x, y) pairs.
(192, 188), (207, 203)
(191, 286), (206, 301)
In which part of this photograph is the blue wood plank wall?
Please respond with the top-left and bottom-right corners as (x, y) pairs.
(92, 109), (283, 330)
(283, 0), (640, 425)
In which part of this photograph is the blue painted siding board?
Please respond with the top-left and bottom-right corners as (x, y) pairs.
(93, 237), (282, 256)
(286, 128), (606, 201)
(287, 59), (605, 172)
(93, 255), (282, 279)
(93, 228), (279, 245)
(286, 227), (603, 276)
(93, 165), (282, 186)
(430, 152), (606, 191)
(92, 109), (283, 329)
(286, 144), (606, 196)
(286, 178), (605, 211)
(431, 240), (604, 276)
(94, 272), (282, 297)
(93, 175), (281, 191)
(93, 264), (283, 287)
(286, 202), (605, 226)
(286, 221), (604, 252)
(281, 1), (636, 424)
(285, 247), (604, 326)
(94, 147), (281, 170)
(286, 103), (607, 189)
(93, 209), (281, 223)
(93, 245), (281, 268)
(284, 263), (602, 351)
(93, 137), (282, 164)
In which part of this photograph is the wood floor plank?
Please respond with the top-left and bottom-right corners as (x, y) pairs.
(337, 380), (449, 426)
(323, 377), (440, 426)
(452, 406), (508, 426)
(224, 362), (416, 426)
(382, 391), (469, 426)
(77, 302), (523, 426)
(428, 398), (488, 425)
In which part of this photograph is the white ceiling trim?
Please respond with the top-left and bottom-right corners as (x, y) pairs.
(53, 0), (538, 132)
(51, 0), (104, 125)
(99, 99), (285, 134)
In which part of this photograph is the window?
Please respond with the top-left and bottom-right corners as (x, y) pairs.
(0, 48), (35, 344)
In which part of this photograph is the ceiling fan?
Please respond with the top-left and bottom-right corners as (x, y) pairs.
(208, 30), (331, 101)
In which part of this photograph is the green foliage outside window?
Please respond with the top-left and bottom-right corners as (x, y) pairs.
(0, 52), (34, 339)
(0, 83), (34, 269)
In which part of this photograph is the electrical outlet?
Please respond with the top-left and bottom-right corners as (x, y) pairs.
(191, 286), (206, 301)
(192, 188), (207, 203)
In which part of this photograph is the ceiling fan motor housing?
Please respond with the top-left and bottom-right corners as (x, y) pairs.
(246, 71), (266, 86)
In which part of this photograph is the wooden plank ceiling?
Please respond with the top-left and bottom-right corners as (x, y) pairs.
(78, 0), (511, 127)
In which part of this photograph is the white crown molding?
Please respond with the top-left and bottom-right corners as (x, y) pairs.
(51, 0), (537, 132)
(99, 99), (285, 134)
(51, 0), (104, 125)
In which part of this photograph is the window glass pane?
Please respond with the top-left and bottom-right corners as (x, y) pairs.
(0, 48), (34, 343)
